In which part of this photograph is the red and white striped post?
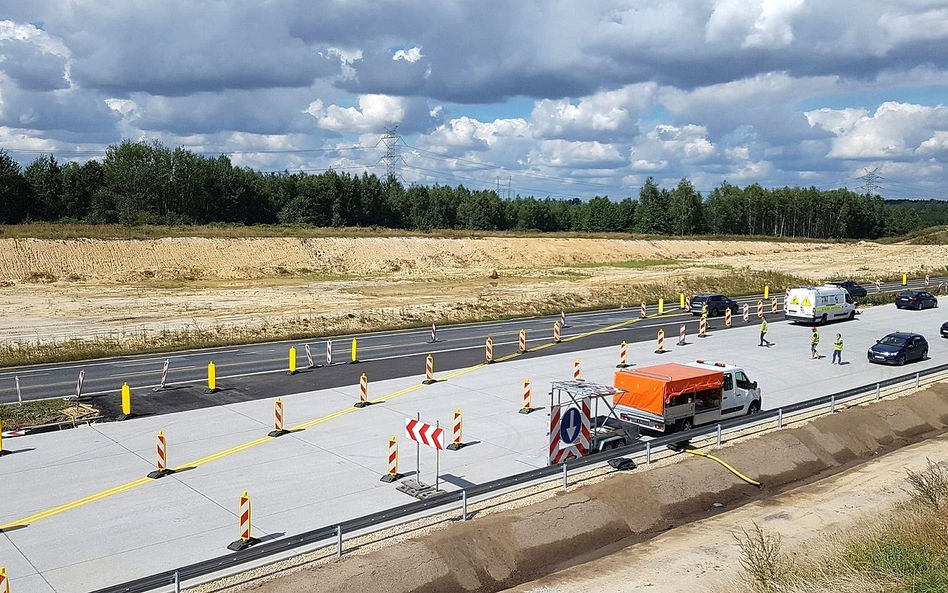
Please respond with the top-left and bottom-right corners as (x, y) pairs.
(76, 369), (85, 399)
(304, 344), (315, 368)
(678, 323), (687, 345)
(742, 304), (749, 322)
(926, 274), (930, 286)
(354, 373), (372, 408)
(875, 280), (882, 293)
(269, 398), (290, 436)
(757, 300), (764, 318)
(485, 337), (494, 364)
(147, 431), (173, 479)
(698, 316), (708, 337)
(560, 311), (568, 328)
(685, 297), (692, 311)
(326, 339), (333, 366)
(640, 302), (647, 318)
(159, 359), (169, 389)
(519, 379), (534, 414)
(655, 329), (665, 354)
(771, 297), (778, 313)
(429, 322), (438, 343)
(616, 341), (629, 368)
(553, 321), (562, 343)
(725, 307), (732, 327)
(227, 491), (260, 551)
(447, 409), (464, 450)
(381, 436), (401, 482)
(518, 328), (526, 353)
(573, 359), (582, 380)
(0, 567), (7, 593)
(422, 354), (436, 384)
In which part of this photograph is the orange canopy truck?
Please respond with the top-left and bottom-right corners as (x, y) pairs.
(613, 361), (762, 433)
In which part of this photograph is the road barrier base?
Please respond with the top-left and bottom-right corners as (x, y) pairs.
(117, 413), (134, 421)
(447, 442), (465, 451)
(380, 472), (402, 483)
(352, 401), (372, 409)
(421, 378), (438, 385)
(286, 370), (298, 376)
(519, 406), (536, 414)
(151, 386), (166, 393)
(348, 359), (361, 364)
(616, 363), (630, 369)
(654, 349), (666, 354)
(146, 469), (175, 480)
(204, 388), (220, 394)
(268, 429), (291, 437)
(226, 537), (260, 552)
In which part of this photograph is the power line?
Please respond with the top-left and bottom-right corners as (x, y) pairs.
(857, 167), (884, 196)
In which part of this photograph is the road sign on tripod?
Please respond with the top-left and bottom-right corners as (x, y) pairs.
(548, 397), (590, 465)
(398, 414), (447, 499)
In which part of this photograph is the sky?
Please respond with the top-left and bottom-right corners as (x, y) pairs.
(0, 0), (946, 201)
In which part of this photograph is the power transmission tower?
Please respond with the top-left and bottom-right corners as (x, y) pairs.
(377, 127), (402, 180)
(857, 167), (883, 196)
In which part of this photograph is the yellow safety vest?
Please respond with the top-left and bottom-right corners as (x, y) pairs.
(811, 332), (820, 345)
(760, 321), (768, 333)
(834, 338), (843, 351)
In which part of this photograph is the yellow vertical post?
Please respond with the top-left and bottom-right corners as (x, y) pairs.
(0, 418), (4, 453)
(658, 298), (664, 314)
(902, 273), (907, 286)
(121, 382), (131, 416)
(764, 285), (770, 299)
(207, 362), (217, 392)
(0, 566), (8, 593)
(288, 346), (297, 374)
(679, 293), (685, 308)
(351, 338), (358, 363)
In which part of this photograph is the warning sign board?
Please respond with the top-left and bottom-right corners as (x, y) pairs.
(549, 397), (590, 465)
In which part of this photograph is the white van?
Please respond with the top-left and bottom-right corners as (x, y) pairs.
(785, 285), (856, 325)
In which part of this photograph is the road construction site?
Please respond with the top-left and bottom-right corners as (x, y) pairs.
(3, 299), (948, 593)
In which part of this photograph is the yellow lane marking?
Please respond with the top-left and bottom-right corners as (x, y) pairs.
(2, 309), (686, 530)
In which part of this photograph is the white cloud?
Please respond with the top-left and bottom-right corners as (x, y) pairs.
(880, 7), (948, 43)
(530, 139), (625, 168)
(393, 46), (423, 62)
(306, 94), (407, 133)
(806, 102), (948, 159)
(917, 130), (948, 155)
(743, 0), (806, 48)
(531, 83), (654, 140)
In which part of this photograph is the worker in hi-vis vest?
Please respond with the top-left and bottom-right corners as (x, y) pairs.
(832, 333), (843, 365)
(759, 316), (771, 347)
(810, 327), (820, 359)
(701, 301), (709, 327)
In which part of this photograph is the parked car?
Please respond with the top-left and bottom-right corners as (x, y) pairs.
(827, 280), (867, 298)
(895, 290), (938, 310)
(941, 320), (948, 338)
(867, 332), (928, 365)
(690, 294), (739, 317)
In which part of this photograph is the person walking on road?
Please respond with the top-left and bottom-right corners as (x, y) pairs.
(759, 316), (771, 347)
(810, 327), (820, 359)
(701, 301), (710, 328)
(832, 333), (843, 364)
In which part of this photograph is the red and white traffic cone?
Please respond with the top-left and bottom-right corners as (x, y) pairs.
(616, 341), (629, 368)
(227, 491), (260, 551)
(447, 409), (464, 450)
(771, 297), (778, 313)
(678, 323), (687, 345)
(553, 321), (562, 343)
(518, 328), (526, 353)
(573, 359), (582, 381)
(725, 308), (732, 327)
(147, 431), (174, 479)
(519, 379), (535, 414)
(380, 436), (401, 482)
(640, 302), (647, 318)
(654, 329), (666, 354)
(269, 398), (291, 435)
(698, 316), (708, 337)
(354, 373), (372, 408)
(485, 337), (494, 364)
(429, 322), (439, 343)
(560, 311), (569, 328)
(422, 354), (436, 385)
(757, 300), (764, 318)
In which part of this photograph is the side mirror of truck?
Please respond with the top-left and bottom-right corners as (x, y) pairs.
(752, 381), (758, 389)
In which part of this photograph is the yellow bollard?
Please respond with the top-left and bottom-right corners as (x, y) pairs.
(288, 346), (297, 375)
(0, 417), (4, 454)
(658, 298), (664, 315)
(121, 382), (132, 417)
(902, 273), (907, 286)
(764, 285), (769, 299)
(207, 362), (218, 393)
(0, 566), (8, 593)
(679, 293), (685, 308)
(350, 338), (359, 364)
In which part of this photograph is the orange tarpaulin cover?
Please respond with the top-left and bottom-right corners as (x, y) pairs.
(613, 363), (724, 415)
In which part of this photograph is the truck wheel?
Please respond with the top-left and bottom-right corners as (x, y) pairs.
(679, 418), (693, 432)
(821, 314), (828, 324)
(849, 310), (855, 320)
(747, 401), (761, 415)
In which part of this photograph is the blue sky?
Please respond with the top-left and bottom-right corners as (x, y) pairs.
(0, 0), (946, 201)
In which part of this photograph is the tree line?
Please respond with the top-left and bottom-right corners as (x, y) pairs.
(1, 140), (945, 239)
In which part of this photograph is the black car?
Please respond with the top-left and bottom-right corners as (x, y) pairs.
(895, 290), (938, 310)
(867, 332), (928, 365)
(690, 294), (739, 317)
(941, 320), (948, 338)
(828, 280), (867, 298)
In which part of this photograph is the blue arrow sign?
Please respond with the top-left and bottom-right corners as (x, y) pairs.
(560, 407), (582, 445)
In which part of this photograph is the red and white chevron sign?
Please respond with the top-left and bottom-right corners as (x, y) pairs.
(405, 418), (445, 450)
(548, 397), (591, 465)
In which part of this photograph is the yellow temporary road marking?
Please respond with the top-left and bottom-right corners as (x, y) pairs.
(1, 308), (686, 531)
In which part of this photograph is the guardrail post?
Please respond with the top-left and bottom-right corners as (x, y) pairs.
(562, 463), (568, 489)
(462, 490), (468, 521)
(777, 408), (783, 429)
(876, 382), (881, 401)
(173, 570), (180, 593)
(831, 395), (836, 414)
(645, 442), (651, 464)
(336, 525), (343, 558)
(716, 424), (722, 446)
(916, 372), (920, 391)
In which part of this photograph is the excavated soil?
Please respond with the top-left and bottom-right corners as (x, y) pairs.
(240, 383), (948, 593)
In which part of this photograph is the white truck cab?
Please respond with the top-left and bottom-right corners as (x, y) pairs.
(785, 285), (855, 325)
(686, 360), (762, 420)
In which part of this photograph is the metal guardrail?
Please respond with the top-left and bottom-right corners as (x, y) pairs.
(92, 361), (948, 593)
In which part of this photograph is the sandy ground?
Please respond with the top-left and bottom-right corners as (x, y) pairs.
(505, 435), (948, 593)
(2, 236), (947, 346)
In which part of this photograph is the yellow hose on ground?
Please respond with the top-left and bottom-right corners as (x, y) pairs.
(684, 448), (762, 488)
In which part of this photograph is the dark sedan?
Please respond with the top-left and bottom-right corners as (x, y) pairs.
(941, 320), (948, 338)
(690, 294), (739, 316)
(895, 290), (938, 310)
(867, 332), (929, 365)
(828, 280), (867, 298)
